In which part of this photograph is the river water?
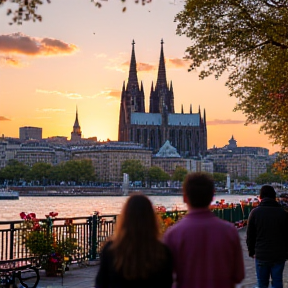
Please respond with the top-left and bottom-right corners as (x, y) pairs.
(0, 194), (255, 222)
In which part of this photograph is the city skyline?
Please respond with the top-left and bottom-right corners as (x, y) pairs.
(0, 0), (280, 154)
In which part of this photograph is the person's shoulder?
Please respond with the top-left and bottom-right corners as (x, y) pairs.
(214, 217), (238, 232)
(164, 216), (185, 235)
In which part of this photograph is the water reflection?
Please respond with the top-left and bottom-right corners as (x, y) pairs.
(0, 194), (254, 221)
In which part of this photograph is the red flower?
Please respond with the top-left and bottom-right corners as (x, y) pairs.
(20, 212), (27, 220)
(28, 213), (36, 219)
(50, 258), (58, 263)
(49, 212), (58, 218)
(33, 223), (41, 231)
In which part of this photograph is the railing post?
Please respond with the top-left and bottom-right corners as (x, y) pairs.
(90, 212), (99, 260)
(10, 223), (15, 260)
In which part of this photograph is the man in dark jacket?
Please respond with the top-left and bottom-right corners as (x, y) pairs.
(246, 185), (288, 288)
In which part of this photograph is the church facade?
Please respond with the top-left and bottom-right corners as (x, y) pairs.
(118, 40), (207, 157)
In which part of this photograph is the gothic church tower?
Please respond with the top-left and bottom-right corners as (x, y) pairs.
(118, 40), (145, 141)
(149, 39), (174, 114)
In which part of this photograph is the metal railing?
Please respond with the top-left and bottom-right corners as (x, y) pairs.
(0, 213), (117, 262)
(0, 205), (252, 263)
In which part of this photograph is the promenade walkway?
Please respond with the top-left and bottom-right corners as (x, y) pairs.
(22, 227), (288, 288)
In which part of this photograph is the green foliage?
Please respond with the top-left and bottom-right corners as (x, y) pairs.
(28, 162), (52, 182)
(25, 230), (53, 256)
(0, 159), (30, 181)
(212, 172), (227, 183)
(49, 165), (63, 184)
(171, 166), (188, 182)
(121, 159), (146, 182)
(59, 159), (96, 184)
(1, 0), (152, 25)
(255, 172), (283, 184)
(236, 176), (250, 182)
(148, 166), (170, 182)
(176, 0), (288, 149)
(21, 212), (78, 268)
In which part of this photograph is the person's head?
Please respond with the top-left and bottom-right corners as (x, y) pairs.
(259, 185), (276, 200)
(111, 193), (165, 280)
(115, 192), (159, 241)
(183, 172), (215, 208)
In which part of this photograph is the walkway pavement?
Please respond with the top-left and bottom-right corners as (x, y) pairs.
(20, 228), (288, 288)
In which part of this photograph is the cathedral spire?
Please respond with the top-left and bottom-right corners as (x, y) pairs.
(73, 106), (80, 128)
(71, 106), (82, 142)
(198, 105), (202, 122)
(170, 81), (173, 92)
(203, 108), (206, 127)
(155, 39), (168, 90)
(127, 39), (139, 90)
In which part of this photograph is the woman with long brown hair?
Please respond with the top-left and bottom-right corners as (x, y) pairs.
(95, 193), (173, 288)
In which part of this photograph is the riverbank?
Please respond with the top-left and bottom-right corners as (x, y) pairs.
(11, 186), (183, 197)
(9, 186), (244, 197)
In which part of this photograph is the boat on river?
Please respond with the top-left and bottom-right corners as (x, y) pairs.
(0, 191), (19, 200)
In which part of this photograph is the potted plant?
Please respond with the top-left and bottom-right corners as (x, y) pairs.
(20, 211), (78, 276)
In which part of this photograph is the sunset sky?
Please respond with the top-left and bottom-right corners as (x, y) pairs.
(0, 0), (280, 154)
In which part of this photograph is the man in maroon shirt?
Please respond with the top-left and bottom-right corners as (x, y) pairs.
(163, 172), (245, 288)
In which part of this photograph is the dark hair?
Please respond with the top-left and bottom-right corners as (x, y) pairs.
(183, 172), (214, 208)
(110, 193), (165, 280)
(260, 185), (276, 200)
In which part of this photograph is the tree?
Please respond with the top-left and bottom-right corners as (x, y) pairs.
(147, 166), (170, 184)
(212, 172), (227, 184)
(0, 0), (152, 25)
(176, 0), (288, 149)
(255, 172), (282, 185)
(77, 159), (96, 183)
(121, 159), (146, 182)
(49, 165), (63, 185)
(171, 166), (188, 182)
(61, 160), (81, 183)
(271, 152), (288, 181)
(28, 162), (52, 184)
(0, 159), (30, 183)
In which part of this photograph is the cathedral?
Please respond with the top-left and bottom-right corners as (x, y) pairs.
(118, 40), (207, 157)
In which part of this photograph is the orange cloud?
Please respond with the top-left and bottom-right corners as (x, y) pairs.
(106, 54), (187, 73)
(207, 119), (245, 125)
(0, 56), (26, 67)
(137, 62), (156, 72)
(0, 116), (11, 121)
(96, 89), (121, 99)
(4, 57), (22, 67)
(0, 33), (78, 56)
(167, 58), (188, 68)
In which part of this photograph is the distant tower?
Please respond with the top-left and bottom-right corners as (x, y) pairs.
(228, 135), (237, 149)
(71, 106), (82, 142)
